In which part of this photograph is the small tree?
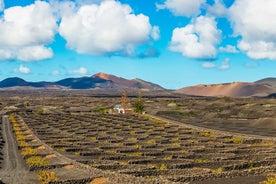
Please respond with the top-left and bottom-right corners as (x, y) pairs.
(121, 90), (129, 109)
(133, 91), (145, 114)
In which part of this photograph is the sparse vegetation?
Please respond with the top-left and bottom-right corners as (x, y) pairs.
(133, 91), (145, 114)
(121, 90), (129, 110)
(212, 167), (223, 174)
(126, 152), (142, 157)
(21, 147), (38, 156)
(195, 158), (209, 163)
(36, 108), (44, 115)
(97, 107), (108, 114)
(260, 174), (276, 184)
(26, 156), (50, 167)
(1, 94), (275, 184)
(232, 137), (243, 144)
(37, 170), (60, 184)
(198, 131), (217, 138)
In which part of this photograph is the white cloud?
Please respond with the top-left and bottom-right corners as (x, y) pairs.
(170, 16), (221, 59)
(151, 26), (160, 41)
(19, 65), (31, 74)
(0, 0), (4, 12)
(157, 0), (205, 17)
(238, 40), (276, 60)
(0, 1), (57, 61)
(219, 45), (238, 53)
(202, 62), (216, 68)
(49, 0), (77, 19)
(206, 0), (227, 17)
(229, 0), (276, 59)
(59, 1), (156, 56)
(0, 49), (14, 61)
(219, 58), (230, 70)
(76, 0), (103, 5)
(68, 67), (88, 75)
(17, 46), (53, 62)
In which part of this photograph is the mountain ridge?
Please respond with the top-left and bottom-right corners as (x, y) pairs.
(0, 72), (164, 90)
(0, 74), (275, 97)
(255, 77), (276, 88)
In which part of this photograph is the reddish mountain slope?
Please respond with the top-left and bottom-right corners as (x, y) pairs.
(176, 82), (275, 97)
(92, 72), (164, 90)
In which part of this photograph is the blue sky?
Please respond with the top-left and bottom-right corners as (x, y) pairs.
(0, 0), (275, 89)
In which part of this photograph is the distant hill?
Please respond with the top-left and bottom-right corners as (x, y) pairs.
(255, 78), (276, 88)
(266, 93), (276, 98)
(175, 82), (276, 97)
(1, 75), (275, 97)
(0, 72), (165, 90)
(91, 72), (164, 90)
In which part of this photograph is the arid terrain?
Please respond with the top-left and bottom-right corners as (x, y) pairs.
(0, 90), (275, 184)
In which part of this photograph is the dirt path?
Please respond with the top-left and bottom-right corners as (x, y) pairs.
(0, 115), (38, 184)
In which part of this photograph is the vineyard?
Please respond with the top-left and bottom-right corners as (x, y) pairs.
(0, 92), (275, 183)
(17, 112), (276, 183)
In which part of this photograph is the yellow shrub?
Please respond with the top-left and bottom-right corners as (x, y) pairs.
(260, 174), (276, 184)
(38, 170), (59, 184)
(26, 156), (49, 166)
(21, 147), (38, 156)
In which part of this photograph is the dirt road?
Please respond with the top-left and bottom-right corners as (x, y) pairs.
(0, 115), (38, 184)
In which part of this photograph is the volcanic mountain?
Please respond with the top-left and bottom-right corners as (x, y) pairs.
(175, 82), (276, 97)
(0, 72), (164, 90)
(255, 78), (276, 89)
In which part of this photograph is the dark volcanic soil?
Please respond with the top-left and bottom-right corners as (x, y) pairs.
(0, 115), (38, 184)
(192, 175), (266, 184)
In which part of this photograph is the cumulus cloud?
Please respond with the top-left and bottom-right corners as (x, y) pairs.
(59, 0), (156, 56)
(18, 65), (31, 74)
(170, 16), (221, 59)
(219, 58), (230, 70)
(201, 58), (230, 70)
(206, 0), (227, 17)
(157, 0), (205, 17)
(17, 46), (53, 62)
(202, 62), (216, 69)
(219, 45), (238, 53)
(0, 1), (57, 61)
(151, 26), (160, 41)
(49, 0), (77, 19)
(68, 67), (88, 75)
(0, 0), (4, 12)
(229, 0), (276, 59)
(76, 0), (103, 5)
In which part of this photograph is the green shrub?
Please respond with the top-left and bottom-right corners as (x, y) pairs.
(232, 137), (243, 144)
(133, 92), (145, 114)
(97, 107), (107, 114)
(36, 109), (44, 115)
